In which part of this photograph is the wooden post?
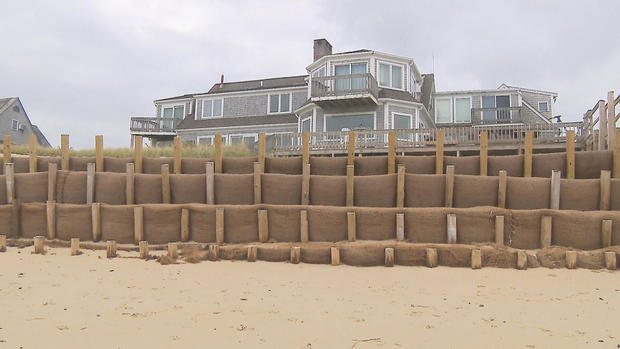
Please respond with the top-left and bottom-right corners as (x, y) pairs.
(253, 162), (262, 204)
(524, 131), (533, 177)
(608, 91), (616, 151)
(167, 243), (178, 259)
(599, 100), (607, 150)
(86, 163), (95, 204)
(33, 236), (45, 254)
(600, 170), (611, 210)
(301, 163), (310, 205)
(60, 134), (69, 170)
(495, 215), (504, 245)
(396, 213), (404, 241)
(330, 247), (340, 266)
(2, 135), (11, 165)
(95, 135), (104, 172)
(426, 248), (438, 268)
(540, 215), (552, 248)
(301, 131), (310, 165)
(614, 130), (620, 178)
(258, 132), (266, 170)
(161, 164), (170, 204)
(206, 162), (215, 204)
(497, 170), (507, 208)
(447, 213), (457, 243)
(133, 206), (143, 244)
(385, 247), (394, 267)
(565, 250), (577, 269)
(139, 241), (148, 259)
(215, 207), (224, 244)
(346, 164), (354, 207)
(46, 200), (56, 239)
(247, 245), (257, 262)
(214, 134), (222, 173)
(173, 136), (182, 174)
(91, 202), (101, 241)
(181, 208), (189, 242)
(396, 165), (405, 208)
(290, 246), (301, 264)
(516, 250), (527, 270)
(209, 244), (219, 261)
(11, 200), (19, 238)
(29, 134), (37, 173)
(550, 170), (561, 209)
(258, 209), (268, 242)
(601, 219), (612, 248)
(347, 131), (356, 166)
(106, 240), (117, 258)
(445, 165), (455, 207)
(388, 131), (396, 174)
(0, 234), (6, 252)
(471, 249), (482, 269)
(70, 238), (80, 256)
(347, 211), (356, 242)
(134, 135), (143, 173)
(47, 163), (57, 201)
(480, 130), (488, 176)
(566, 130), (575, 179)
(126, 163), (135, 205)
(5, 163), (13, 204)
(435, 129), (444, 174)
(604, 251), (617, 270)
(300, 210), (308, 242)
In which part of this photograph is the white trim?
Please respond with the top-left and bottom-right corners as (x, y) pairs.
(538, 101), (549, 113)
(176, 122), (296, 132)
(376, 98), (424, 108)
(434, 88), (519, 96)
(498, 83), (558, 97)
(196, 135), (214, 145)
(312, 108), (317, 132)
(383, 103), (389, 129)
(300, 116), (312, 132)
(201, 97), (223, 119)
(227, 133), (258, 145)
(267, 92), (293, 114)
(323, 111), (377, 132)
(377, 59), (405, 91)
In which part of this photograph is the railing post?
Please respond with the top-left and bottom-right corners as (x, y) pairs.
(608, 91), (616, 151)
(599, 100), (607, 150)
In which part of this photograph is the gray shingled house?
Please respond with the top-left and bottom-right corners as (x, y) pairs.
(0, 97), (51, 147)
(130, 38), (558, 147)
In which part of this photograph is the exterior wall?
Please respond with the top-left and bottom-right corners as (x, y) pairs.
(433, 91), (521, 126)
(177, 123), (297, 144)
(520, 91), (554, 120)
(0, 100), (39, 145)
(386, 104), (420, 129)
(195, 89), (306, 119)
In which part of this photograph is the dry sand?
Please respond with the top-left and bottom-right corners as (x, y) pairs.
(0, 246), (618, 348)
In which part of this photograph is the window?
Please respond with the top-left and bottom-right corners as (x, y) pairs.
(435, 98), (451, 123)
(202, 99), (223, 118)
(378, 62), (404, 89)
(311, 66), (326, 78)
(454, 97), (472, 123)
(163, 105), (184, 118)
(11, 119), (19, 131)
(301, 117), (311, 132)
(228, 134), (257, 147)
(393, 113), (415, 141)
(268, 93), (291, 113)
(325, 114), (374, 132)
(538, 101), (549, 112)
(334, 63), (367, 91)
(481, 95), (511, 121)
(197, 136), (213, 145)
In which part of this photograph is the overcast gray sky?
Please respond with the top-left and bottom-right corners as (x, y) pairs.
(1, 0), (618, 148)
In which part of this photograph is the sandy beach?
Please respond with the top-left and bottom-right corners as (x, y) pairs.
(0, 246), (618, 348)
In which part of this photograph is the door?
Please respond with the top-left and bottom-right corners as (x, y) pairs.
(481, 96), (495, 121)
(496, 95), (510, 121)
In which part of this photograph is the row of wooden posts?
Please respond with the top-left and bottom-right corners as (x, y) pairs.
(583, 90), (619, 151)
(7, 128), (620, 179)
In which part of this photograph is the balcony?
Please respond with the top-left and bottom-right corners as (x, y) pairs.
(472, 106), (523, 124)
(130, 117), (180, 136)
(310, 73), (379, 107)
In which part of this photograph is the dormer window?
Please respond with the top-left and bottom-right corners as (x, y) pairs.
(202, 98), (223, 118)
(538, 101), (549, 112)
(163, 105), (184, 119)
(268, 93), (291, 114)
(378, 62), (403, 90)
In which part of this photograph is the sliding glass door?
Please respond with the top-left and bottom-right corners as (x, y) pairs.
(335, 63), (367, 92)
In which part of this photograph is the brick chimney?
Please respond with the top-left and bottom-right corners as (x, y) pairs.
(313, 38), (332, 61)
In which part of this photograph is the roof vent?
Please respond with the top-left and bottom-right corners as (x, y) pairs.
(219, 74), (224, 88)
(260, 81), (264, 87)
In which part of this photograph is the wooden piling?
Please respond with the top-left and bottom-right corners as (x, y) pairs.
(388, 131), (396, 174)
(566, 130), (575, 179)
(436, 129), (444, 174)
(480, 130), (488, 176)
(550, 170), (561, 210)
(133, 206), (143, 244)
(396, 213), (404, 241)
(5, 163), (13, 204)
(385, 247), (394, 267)
(91, 202), (101, 241)
(300, 210), (308, 242)
(600, 170), (611, 210)
(347, 211), (356, 242)
(3, 135), (11, 165)
(247, 245), (257, 262)
(604, 251), (616, 270)
(346, 164), (354, 207)
(46, 200), (56, 239)
(215, 207), (224, 244)
(206, 162), (215, 204)
(167, 242), (178, 259)
(70, 238), (80, 256)
(258, 209), (268, 243)
(524, 131), (533, 177)
(565, 250), (577, 269)
(60, 134), (69, 170)
(47, 163), (57, 201)
(290, 246), (301, 264)
(11, 200), (19, 238)
(447, 213), (457, 243)
(347, 131), (356, 166)
(28, 134), (37, 173)
(33, 236), (45, 254)
(86, 163), (95, 204)
(330, 247), (340, 266)
(95, 135), (104, 172)
(0, 234), (6, 252)
(126, 163), (135, 205)
(516, 250), (527, 270)
(181, 208), (189, 242)
(445, 165), (455, 207)
(139, 241), (148, 259)
(396, 165), (405, 208)
(426, 248), (438, 268)
(601, 219), (612, 248)
(173, 136), (182, 174)
(615, 130), (620, 178)
(134, 135), (143, 173)
(258, 132), (266, 170)
(301, 131), (310, 165)
(495, 215), (504, 245)
(498, 170), (507, 208)
(253, 162), (262, 204)
(471, 249), (482, 269)
(161, 164), (170, 204)
(301, 163), (310, 205)
(106, 240), (117, 258)
(540, 216), (552, 248)
(214, 134), (222, 173)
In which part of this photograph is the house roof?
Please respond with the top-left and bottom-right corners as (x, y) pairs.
(0, 97), (16, 114)
(204, 75), (308, 95)
(332, 49), (371, 55)
(420, 74), (435, 110)
(31, 124), (51, 147)
(498, 83), (558, 98)
(378, 88), (416, 102)
(176, 113), (297, 130)
(155, 94), (195, 102)
(0, 97), (51, 147)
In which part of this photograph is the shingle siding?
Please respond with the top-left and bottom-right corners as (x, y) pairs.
(0, 99), (45, 145)
(520, 91), (553, 120)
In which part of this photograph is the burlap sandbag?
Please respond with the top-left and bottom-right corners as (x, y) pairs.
(214, 174), (254, 204)
(611, 179), (620, 211)
(393, 244), (427, 266)
(265, 157), (302, 174)
(480, 245), (517, 269)
(104, 157), (133, 173)
(575, 150), (612, 179)
(444, 156), (479, 175)
(307, 206), (347, 241)
(95, 172), (126, 205)
(355, 156), (388, 176)
(20, 202), (46, 238)
(509, 209), (549, 249)
(454, 175), (498, 208)
(453, 207), (496, 244)
(309, 175), (346, 206)
(36, 156), (61, 172)
(222, 157), (257, 174)
(340, 241), (394, 266)
(224, 205), (258, 243)
(56, 204), (92, 241)
(551, 210), (602, 250)
(13, 157), (30, 173)
(257, 244), (290, 262)
(576, 250), (606, 269)
(506, 177), (550, 209)
(181, 158), (210, 174)
(405, 174), (445, 207)
(404, 208), (446, 243)
(309, 156), (347, 176)
(170, 174), (206, 204)
(101, 205), (135, 244)
(143, 204), (181, 244)
(134, 174), (163, 204)
(396, 155), (435, 174)
(436, 244), (475, 267)
(15, 172), (47, 203)
(69, 157), (95, 171)
(532, 152), (565, 178)
(142, 157), (173, 174)
(536, 247), (567, 268)
(301, 243), (332, 264)
(261, 174), (302, 205)
(354, 174), (396, 207)
(187, 204), (216, 242)
(559, 179), (599, 211)
(56, 171), (87, 204)
(219, 245), (248, 260)
(354, 207), (397, 240)
(266, 205), (300, 242)
(0, 175), (6, 205)
(488, 154), (523, 177)
(0, 205), (12, 237)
